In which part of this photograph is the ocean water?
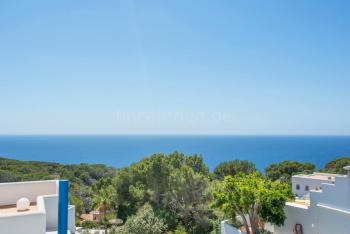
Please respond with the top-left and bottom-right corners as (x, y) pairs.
(0, 135), (350, 171)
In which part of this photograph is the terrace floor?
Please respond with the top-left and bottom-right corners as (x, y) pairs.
(0, 202), (37, 215)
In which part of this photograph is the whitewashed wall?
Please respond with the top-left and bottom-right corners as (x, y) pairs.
(0, 180), (57, 205)
(220, 220), (246, 234)
(0, 211), (46, 234)
(0, 180), (75, 233)
(275, 175), (350, 234)
(38, 194), (76, 233)
(292, 176), (331, 197)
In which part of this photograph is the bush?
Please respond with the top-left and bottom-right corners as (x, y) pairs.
(324, 157), (350, 174)
(119, 203), (167, 234)
(81, 220), (100, 229)
(265, 161), (315, 183)
(191, 216), (214, 234)
(214, 160), (256, 179)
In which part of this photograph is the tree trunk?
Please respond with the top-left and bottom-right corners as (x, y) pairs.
(249, 202), (260, 234)
(156, 191), (161, 206)
(184, 223), (191, 234)
(102, 209), (108, 234)
(240, 213), (251, 234)
(249, 215), (257, 234)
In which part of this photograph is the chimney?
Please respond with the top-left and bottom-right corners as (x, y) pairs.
(343, 165), (350, 177)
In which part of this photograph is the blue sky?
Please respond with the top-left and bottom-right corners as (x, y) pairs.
(0, 0), (349, 135)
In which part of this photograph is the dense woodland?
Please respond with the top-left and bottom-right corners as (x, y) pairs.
(0, 153), (349, 234)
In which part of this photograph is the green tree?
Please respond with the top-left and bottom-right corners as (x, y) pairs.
(131, 154), (170, 207)
(69, 195), (84, 218)
(166, 165), (213, 233)
(166, 152), (209, 175)
(92, 185), (117, 234)
(119, 203), (167, 234)
(112, 167), (139, 220)
(214, 160), (256, 179)
(0, 153), (213, 233)
(212, 173), (293, 234)
(265, 161), (315, 183)
(184, 154), (209, 175)
(324, 157), (350, 174)
(0, 170), (20, 182)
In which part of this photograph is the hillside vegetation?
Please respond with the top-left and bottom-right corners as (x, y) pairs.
(0, 154), (348, 234)
(0, 156), (115, 213)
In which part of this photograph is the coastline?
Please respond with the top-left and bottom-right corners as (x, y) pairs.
(0, 135), (349, 170)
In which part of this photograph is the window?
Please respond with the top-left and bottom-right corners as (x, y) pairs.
(305, 185), (309, 191)
(296, 184), (300, 190)
(294, 223), (303, 234)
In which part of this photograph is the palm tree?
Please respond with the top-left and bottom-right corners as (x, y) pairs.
(92, 186), (116, 234)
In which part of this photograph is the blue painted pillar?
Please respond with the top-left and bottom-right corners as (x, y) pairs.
(58, 180), (69, 234)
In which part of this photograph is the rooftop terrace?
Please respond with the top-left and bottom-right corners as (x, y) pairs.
(0, 202), (37, 215)
(292, 172), (339, 182)
(0, 180), (75, 234)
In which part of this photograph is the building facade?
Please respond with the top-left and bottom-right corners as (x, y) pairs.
(275, 167), (350, 234)
(292, 172), (336, 197)
(0, 180), (75, 234)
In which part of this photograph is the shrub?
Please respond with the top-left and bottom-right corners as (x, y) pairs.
(81, 220), (100, 229)
(119, 203), (167, 234)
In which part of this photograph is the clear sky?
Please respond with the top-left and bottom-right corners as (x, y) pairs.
(0, 0), (349, 135)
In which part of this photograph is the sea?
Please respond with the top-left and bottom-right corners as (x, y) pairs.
(0, 135), (350, 171)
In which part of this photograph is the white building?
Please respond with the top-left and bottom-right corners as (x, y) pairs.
(292, 172), (336, 197)
(275, 166), (350, 234)
(0, 180), (75, 234)
(221, 220), (245, 234)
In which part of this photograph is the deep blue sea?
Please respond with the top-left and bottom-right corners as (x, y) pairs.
(0, 135), (350, 171)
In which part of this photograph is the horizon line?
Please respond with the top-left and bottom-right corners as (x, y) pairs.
(0, 134), (349, 137)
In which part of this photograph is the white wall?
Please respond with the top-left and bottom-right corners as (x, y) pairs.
(0, 180), (75, 233)
(317, 204), (350, 234)
(274, 203), (318, 234)
(0, 211), (46, 234)
(0, 180), (57, 205)
(220, 220), (245, 234)
(276, 175), (350, 234)
(68, 205), (76, 233)
(38, 195), (75, 233)
(292, 176), (331, 197)
(315, 176), (350, 211)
